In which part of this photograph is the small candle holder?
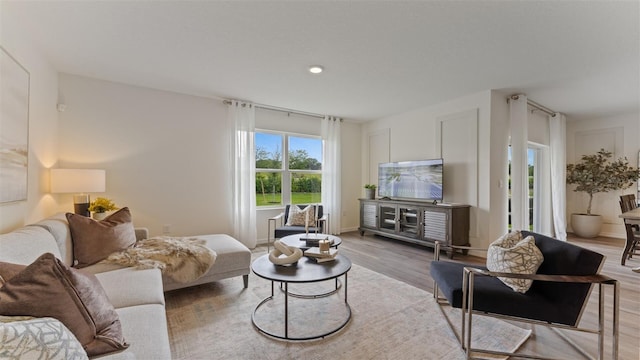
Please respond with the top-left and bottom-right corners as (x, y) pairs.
(319, 239), (330, 253)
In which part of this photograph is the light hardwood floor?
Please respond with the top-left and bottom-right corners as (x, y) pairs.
(327, 231), (640, 359)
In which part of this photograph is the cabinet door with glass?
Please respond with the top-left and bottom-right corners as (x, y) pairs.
(378, 204), (398, 233)
(398, 206), (420, 237)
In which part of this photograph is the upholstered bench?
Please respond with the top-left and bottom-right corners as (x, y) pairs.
(83, 230), (252, 292)
(161, 233), (251, 292)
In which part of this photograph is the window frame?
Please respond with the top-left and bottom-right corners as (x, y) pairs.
(255, 129), (322, 208)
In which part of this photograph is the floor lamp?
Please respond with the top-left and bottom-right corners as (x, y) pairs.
(50, 169), (106, 216)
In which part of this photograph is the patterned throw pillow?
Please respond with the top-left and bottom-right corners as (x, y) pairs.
(0, 316), (88, 360)
(486, 231), (544, 293)
(285, 205), (316, 227)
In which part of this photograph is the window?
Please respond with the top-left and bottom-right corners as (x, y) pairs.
(255, 131), (322, 207)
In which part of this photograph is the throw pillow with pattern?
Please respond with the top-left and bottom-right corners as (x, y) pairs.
(486, 231), (544, 293)
(285, 205), (316, 227)
(0, 316), (88, 360)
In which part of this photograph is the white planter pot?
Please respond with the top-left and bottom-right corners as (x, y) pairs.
(92, 212), (110, 221)
(364, 188), (375, 200)
(571, 213), (603, 238)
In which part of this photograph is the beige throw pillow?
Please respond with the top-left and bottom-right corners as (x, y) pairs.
(67, 207), (137, 268)
(286, 205), (316, 227)
(486, 231), (544, 293)
(0, 253), (129, 357)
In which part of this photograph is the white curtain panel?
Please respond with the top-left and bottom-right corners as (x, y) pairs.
(321, 116), (342, 235)
(549, 113), (567, 240)
(509, 95), (529, 231)
(227, 101), (257, 248)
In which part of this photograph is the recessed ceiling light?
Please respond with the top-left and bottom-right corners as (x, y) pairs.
(309, 65), (324, 74)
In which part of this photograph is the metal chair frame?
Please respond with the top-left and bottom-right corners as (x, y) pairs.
(432, 241), (620, 360)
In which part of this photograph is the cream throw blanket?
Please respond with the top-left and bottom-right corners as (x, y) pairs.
(101, 236), (217, 283)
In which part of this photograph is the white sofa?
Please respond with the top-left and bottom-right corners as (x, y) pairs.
(0, 213), (252, 359)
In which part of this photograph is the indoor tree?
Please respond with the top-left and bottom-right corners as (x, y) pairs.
(566, 149), (640, 215)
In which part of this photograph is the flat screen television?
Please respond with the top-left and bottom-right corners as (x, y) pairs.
(378, 159), (443, 201)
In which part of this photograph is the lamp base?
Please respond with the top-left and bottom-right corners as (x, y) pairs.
(73, 194), (91, 217)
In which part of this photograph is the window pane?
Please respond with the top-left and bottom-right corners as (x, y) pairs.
(288, 136), (322, 170)
(256, 172), (282, 206)
(291, 172), (321, 204)
(256, 133), (282, 169)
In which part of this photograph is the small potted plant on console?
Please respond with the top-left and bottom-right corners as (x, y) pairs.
(364, 184), (377, 199)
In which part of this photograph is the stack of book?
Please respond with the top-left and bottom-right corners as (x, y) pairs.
(304, 247), (338, 263)
(299, 234), (334, 247)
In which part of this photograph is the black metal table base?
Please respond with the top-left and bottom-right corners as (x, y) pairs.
(278, 278), (342, 299)
(252, 274), (351, 341)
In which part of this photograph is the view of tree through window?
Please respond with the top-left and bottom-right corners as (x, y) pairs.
(255, 132), (322, 206)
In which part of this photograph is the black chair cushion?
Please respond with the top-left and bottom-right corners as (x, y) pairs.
(521, 231), (603, 308)
(431, 231), (605, 326)
(431, 261), (565, 324)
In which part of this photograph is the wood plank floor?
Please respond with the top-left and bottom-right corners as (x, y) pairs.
(326, 231), (640, 359)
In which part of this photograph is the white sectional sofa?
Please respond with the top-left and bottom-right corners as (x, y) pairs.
(0, 213), (252, 359)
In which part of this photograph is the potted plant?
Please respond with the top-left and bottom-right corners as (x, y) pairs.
(364, 184), (377, 199)
(566, 149), (640, 238)
(88, 197), (119, 220)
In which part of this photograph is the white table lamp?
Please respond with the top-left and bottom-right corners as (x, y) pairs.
(50, 169), (106, 216)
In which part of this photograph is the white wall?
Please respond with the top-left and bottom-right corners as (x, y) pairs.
(566, 112), (640, 238)
(362, 90), (506, 251)
(57, 74), (232, 238)
(57, 75), (362, 243)
(0, 8), (60, 233)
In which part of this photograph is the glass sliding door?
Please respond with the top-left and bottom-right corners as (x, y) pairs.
(509, 145), (548, 233)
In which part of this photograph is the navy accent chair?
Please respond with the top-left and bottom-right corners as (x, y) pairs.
(267, 204), (327, 251)
(430, 231), (619, 360)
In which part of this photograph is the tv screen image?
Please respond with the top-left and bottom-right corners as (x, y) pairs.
(378, 159), (443, 201)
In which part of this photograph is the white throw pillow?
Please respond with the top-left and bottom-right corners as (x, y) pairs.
(285, 205), (316, 227)
(486, 231), (544, 293)
(0, 316), (89, 360)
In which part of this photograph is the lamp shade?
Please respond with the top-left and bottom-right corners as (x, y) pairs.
(50, 169), (106, 193)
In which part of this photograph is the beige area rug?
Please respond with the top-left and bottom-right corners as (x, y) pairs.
(165, 264), (531, 360)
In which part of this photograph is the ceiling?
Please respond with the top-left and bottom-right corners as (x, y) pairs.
(3, 1), (639, 122)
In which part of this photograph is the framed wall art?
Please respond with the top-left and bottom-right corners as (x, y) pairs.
(0, 46), (30, 203)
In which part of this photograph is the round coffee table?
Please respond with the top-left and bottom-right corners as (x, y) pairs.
(251, 254), (352, 341)
(279, 233), (342, 250)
